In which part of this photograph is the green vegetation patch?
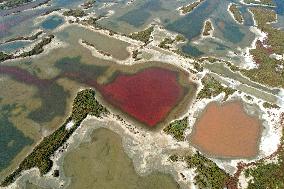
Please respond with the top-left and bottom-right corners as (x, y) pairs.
(163, 117), (188, 141)
(71, 89), (108, 122)
(0, 51), (13, 62)
(197, 74), (236, 100)
(203, 20), (213, 36)
(185, 152), (230, 189)
(179, 0), (204, 14)
(175, 34), (186, 42)
(63, 9), (87, 17)
(129, 26), (154, 44)
(158, 37), (174, 49)
(229, 4), (243, 24)
(193, 62), (204, 72)
(170, 152), (230, 188)
(0, 89), (108, 187)
(244, 126), (284, 189)
(241, 41), (284, 88)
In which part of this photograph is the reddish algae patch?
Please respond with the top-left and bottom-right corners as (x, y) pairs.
(100, 68), (184, 127)
(191, 102), (261, 158)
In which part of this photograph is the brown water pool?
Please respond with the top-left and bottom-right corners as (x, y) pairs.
(191, 102), (262, 158)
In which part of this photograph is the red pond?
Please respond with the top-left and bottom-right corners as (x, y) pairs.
(100, 68), (185, 127)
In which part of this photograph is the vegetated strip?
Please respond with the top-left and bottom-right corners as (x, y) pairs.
(179, 0), (205, 14)
(2, 30), (43, 44)
(0, 34), (54, 62)
(0, 0), (33, 9)
(0, 0), (51, 16)
(0, 89), (109, 187)
(229, 4), (243, 24)
(63, 9), (87, 17)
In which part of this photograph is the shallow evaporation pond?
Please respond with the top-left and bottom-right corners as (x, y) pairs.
(99, 66), (195, 128)
(64, 128), (179, 189)
(190, 101), (262, 158)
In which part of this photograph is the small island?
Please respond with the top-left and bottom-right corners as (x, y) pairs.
(179, 0), (204, 14)
(202, 20), (213, 36)
(229, 4), (244, 24)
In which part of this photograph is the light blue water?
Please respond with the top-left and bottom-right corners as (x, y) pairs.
(0, 41), (30, 53)
(274, 0), (284, 15)
(41, 15), (64, 30)
(0, 104), (33, 171)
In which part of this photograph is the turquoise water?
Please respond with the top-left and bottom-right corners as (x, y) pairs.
(41, 15), (64, 30)
(0, 104), (33, 171)
(0, 41), (31, 53)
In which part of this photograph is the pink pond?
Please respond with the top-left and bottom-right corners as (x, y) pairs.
(100, 68), (185, 127)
